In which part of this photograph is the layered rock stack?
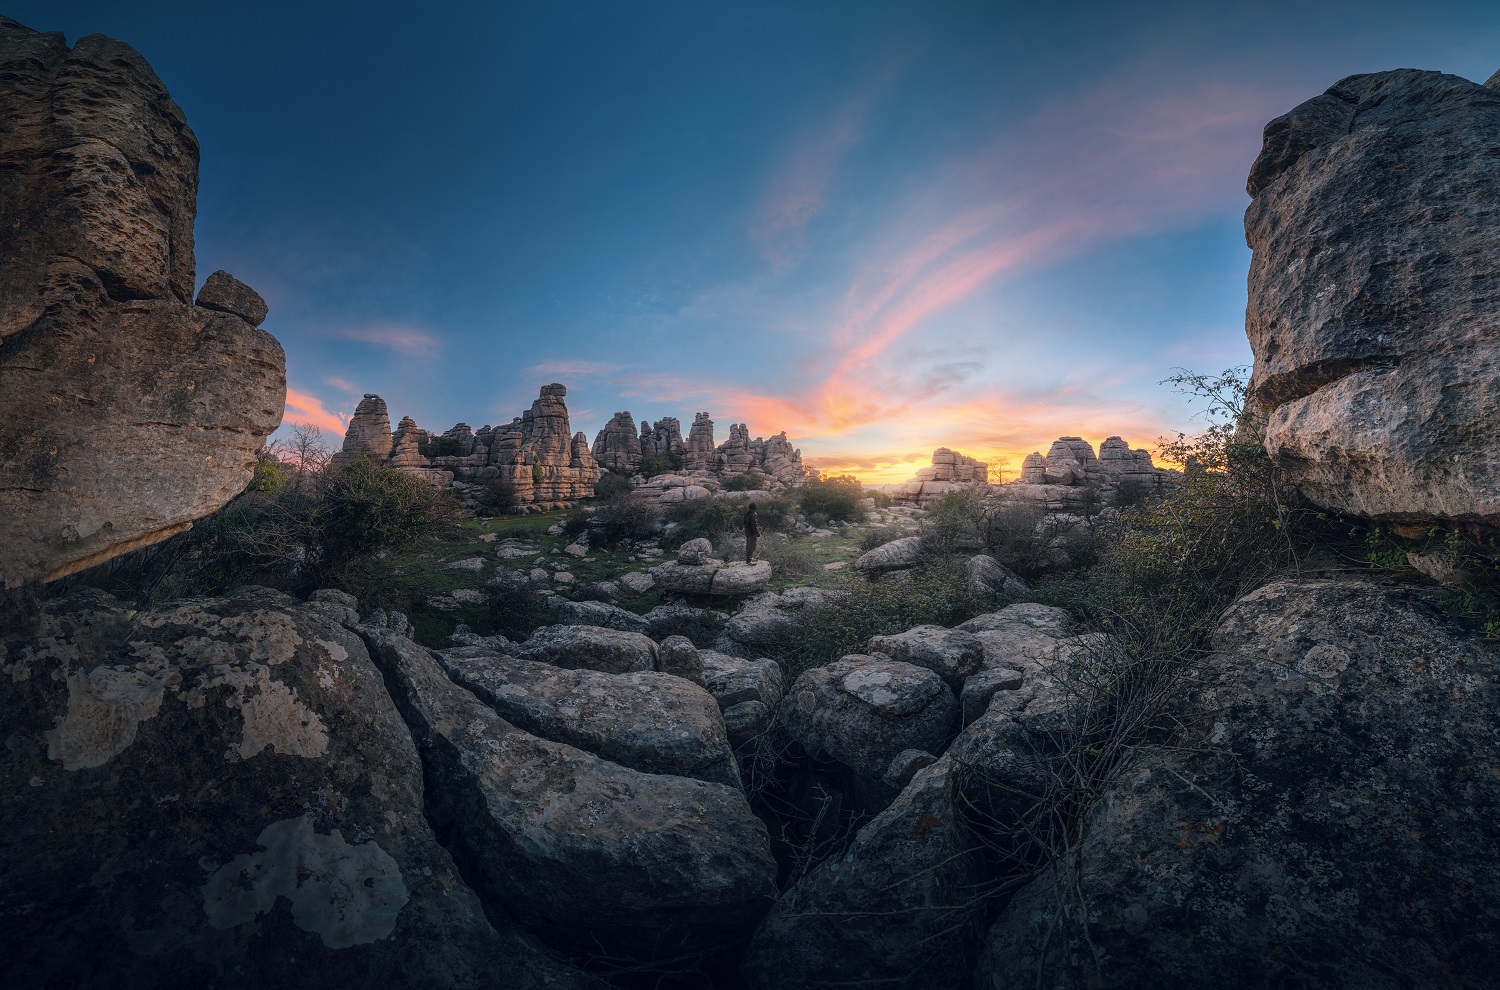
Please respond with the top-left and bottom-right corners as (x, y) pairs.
(1000, 435), (1175, 510)
(640, 416), (686, 464)
(329, 384), (601, 508)
(894, 448), (990, 505)
(1245, 69), (1500, 527)
(590, 411), (643, 474)
(329, 394), (393, 469)
(685, 412), (716, 473)
(0, 17), (286, 587)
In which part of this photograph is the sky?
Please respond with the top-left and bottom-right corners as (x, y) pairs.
(17, 1), (1500, 481)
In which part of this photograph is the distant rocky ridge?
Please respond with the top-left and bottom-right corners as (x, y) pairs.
(332, 385), (601, 508)
(0, 17), (285, 587)
(893, 437), (1175, 508)
(592, 409), (810, 495)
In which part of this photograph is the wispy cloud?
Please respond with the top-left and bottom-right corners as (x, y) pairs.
(751, 56), (912, 269)
(322, 374), (359, 392)
(283, 387), (348, 435)
(330, 325), (440, 356)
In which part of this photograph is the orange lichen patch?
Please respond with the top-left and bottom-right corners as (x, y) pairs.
(910, 812), (944, 844)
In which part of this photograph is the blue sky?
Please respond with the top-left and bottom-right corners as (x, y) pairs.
(17, 1), (1500, 479)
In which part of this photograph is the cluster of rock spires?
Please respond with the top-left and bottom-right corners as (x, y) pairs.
(591, 409), (810, 495)
(0, 17), (285, 587)
(330, 386), (602, 508)
(894, 437), (1176, 508)
(7, 16), (1500, 990)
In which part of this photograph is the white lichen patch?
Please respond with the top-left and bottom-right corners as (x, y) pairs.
(45, 666), (167, 770)
(1298, 643), (1352, 679)
(202, 816), (408, 948)
(204, 665), (329, 760)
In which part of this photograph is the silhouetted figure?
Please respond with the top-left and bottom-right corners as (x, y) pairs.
(744, 502), (760, 563)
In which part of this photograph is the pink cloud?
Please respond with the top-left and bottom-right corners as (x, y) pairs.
(322, 375), (358, 392)
(523, 359), (623, 379)
(283, 387), (348, 435)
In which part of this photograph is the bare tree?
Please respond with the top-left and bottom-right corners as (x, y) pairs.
(285, 424), (332, 491)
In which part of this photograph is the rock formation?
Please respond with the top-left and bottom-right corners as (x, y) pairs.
(1245, 69), (1500, 526)
(685, 411), (716, 472)
(640, 416), (686, 464)
(999, 434), (1175, 510)
(329, 384), (602, 507)
(589, 411), (642, 474)
(0, 17), (286, 587)
(329, 394), (393, 469)
(894, 447), (990, 504)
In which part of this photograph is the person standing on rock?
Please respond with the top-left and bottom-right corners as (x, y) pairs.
(744, 502), (760, 563)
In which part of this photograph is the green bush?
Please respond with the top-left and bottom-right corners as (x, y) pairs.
(640, 452), (683, 476)
(1110, 477), (1151, 509)
(313, 460), (458, 572)
(593, 471), (635, 502)
(429, 435), (463, 457)
(723, 472), (767, 492)
(588, 495), (657, 548)
(797, 475), (866, 523)
(473, 476), (518, 516)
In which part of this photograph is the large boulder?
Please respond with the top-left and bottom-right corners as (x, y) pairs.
(359, 626), (780, 963)
(867, 624), (985, 691)
(436, 646), (740, 788)
(1246, 68), (1500, 526)
(778, 656), (957, 786)
(978, 577), (1500, 989)
(0, 587), (590, 989)
(854, 536), (924, 574)
(716, 586), (830, 657)
(511, 623), (659, 674)
(653, 558), (772, 596)
(701, 650), (786, 747)
(0, 18), (286, 587)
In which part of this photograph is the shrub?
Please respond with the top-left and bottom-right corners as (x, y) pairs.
(1110, 477), (1151, 509)
(429, 435), (463, 457)
(640, 452), (683, 476)
(723, 472), (767, 492)
(593, 471), (635, 502)
(485, 572), (557, 641)
(312, 459), (460, 577)
(797, 475), (867, 523)
(473, 476), (518, 515)
(589, 495), (657, 548)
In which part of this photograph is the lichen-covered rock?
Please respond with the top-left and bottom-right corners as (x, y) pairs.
(977, 577), (1500, 989)
(547, 598), (652, 635)
(701, 651), (784, 746)
(867, 624), (985, 691)
(966, 554), (1029, 599)
(359, 626), (778, 962)
(854, 536), (925, 574)
(512, 623), (659, 674)
(716, 587), (830, 657)
(437, 647), (739, 788)
(957, 603), (1073, 673)
(0, 18), (285, 587)
(777, 656), (957, 784)
(658, 634), (706, 685)
(0, 587), (588, 990)
(1246, 69), (1500, 526)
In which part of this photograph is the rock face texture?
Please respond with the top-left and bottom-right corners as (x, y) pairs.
(978, 577), (1500, 989)
(685, 411), (717, 472)
(0, 18), (286, 587)
(998, 434), (1174, 511)
(330, 394), (394, 469)
(589, 410), (642, 474)
(1245, 70), (1500, 525)
(360, 626), (779, 963)
(0, 587), (590, 990)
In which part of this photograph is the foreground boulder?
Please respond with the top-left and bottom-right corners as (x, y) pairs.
(854, 536), (924, 575)
(1246, 68), (1500, 526)
(0, 18), (286, 587)
(778, 655), (957, 791)
(360, 626), (779, 962)
(978, 577), (1500, 988)
(437, 646), (740, 788)
(512, 623), (658, 673)
(0, 588), (589, 989)
(867, 624), (985, 691)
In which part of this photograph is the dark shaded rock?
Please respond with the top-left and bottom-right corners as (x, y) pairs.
(436, 646), (740, 788)
(0, 587), (590, 989)
(0, 18), (285, 587)
(658, 634), (706, 685)
(512, 623), (658, 674)
(1245, 69), (1500, 525)
(777, 655), (956, 784)
(854, 536), (924, 574)
(358, 626), (779, 963)
(867, 624), (984, 691)
(195, 269), (267, 325)
(978, 577), (1500, 989)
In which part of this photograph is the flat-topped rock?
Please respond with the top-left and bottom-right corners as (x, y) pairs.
(653, 558), (772, 596)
